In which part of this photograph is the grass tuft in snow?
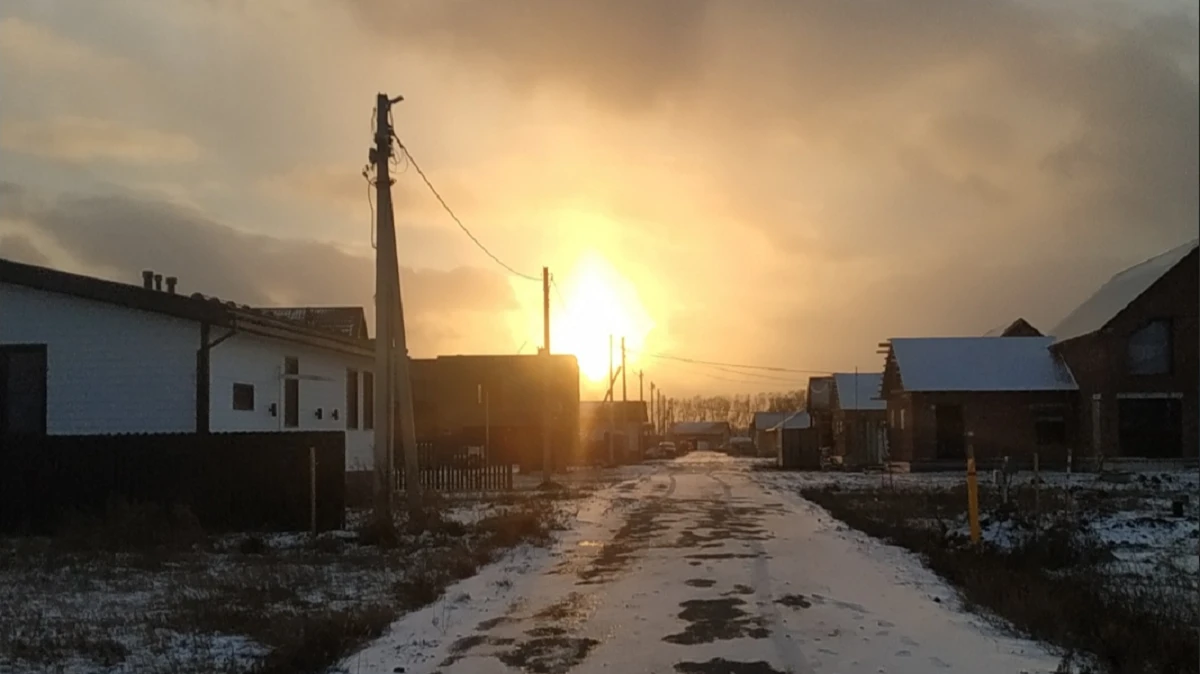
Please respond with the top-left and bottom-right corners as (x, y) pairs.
(803, 484), (1198, 674)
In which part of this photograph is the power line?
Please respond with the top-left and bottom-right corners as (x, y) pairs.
(631, 348), (832, 375)
(392, 133), (540, 282)
(550, 274), (569, 310)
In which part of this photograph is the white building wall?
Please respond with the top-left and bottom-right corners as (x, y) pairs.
(208, 333), (375, 470)
(0, 283), (198, 434)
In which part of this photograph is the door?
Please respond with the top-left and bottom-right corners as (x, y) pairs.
(1118, 398), (1182, 458)
(935, 404), (966, 460)
(0, 345), (48, 437)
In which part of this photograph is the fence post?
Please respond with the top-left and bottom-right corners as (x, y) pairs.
(309, 446), (317, 535)
(1033, 452), (1040, 540)
(966, 435), (981, 545)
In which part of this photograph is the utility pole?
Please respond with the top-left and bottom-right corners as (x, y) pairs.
(542, 266), (552, 484)
(621, 337), (627, 402)
(371, 92), (421, 520)
(649, 381), (656, 434)
(608, 334), (615, 466)
(639, 370), (644, 402)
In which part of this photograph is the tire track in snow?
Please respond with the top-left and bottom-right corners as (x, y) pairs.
(709, 469), (815, 674)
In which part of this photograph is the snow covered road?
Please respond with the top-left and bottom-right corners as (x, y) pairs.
(342, 453), (1059, 673)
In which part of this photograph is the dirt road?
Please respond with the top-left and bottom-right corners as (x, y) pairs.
(345, 452), (1058, 673)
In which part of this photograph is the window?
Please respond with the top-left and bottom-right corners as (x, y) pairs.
(889, 409), (895, 428)
(1127, 319), (1172, 375)
(0, 344), (47, 436)
(346, 369), (359, 429)
(1033, 404), (1067, 445)
(283, 357), (299, 427)
(362, 370), (374, 430)
(899, 408), (906, 430)
(232, 383), (255, 411)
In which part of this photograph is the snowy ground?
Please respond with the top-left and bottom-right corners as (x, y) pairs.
(756, 466), (1200, 582)
(341, 453), (1060, 673)
(0, 488), (596, 674)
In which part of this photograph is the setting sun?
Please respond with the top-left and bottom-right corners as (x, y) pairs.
(552, 250), (654, 382)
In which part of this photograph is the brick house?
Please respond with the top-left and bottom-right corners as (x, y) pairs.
(881, 337), (1078, 467)
(409, 354), (581, 470)
(1049, 239), (1198, 460)
(831, 372), (887, 466)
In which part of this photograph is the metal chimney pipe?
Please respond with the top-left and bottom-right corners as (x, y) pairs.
(165, 276), (178, 294)
(153, 274), (163, 291)
(142, 270), (154, 289)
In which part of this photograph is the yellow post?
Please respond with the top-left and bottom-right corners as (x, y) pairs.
(966, 435), (981, 545)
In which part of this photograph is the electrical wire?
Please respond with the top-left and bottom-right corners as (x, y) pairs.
(550, 274), (569, 311)
(392, 133), (540, 282)
(630, 348), (832, 375)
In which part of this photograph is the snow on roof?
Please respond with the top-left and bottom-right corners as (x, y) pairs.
(1050, 239), (1198, 343)
(769, 410), (811, 431)
(891, 337), (1077, 392)
(833, 373), (886, 410)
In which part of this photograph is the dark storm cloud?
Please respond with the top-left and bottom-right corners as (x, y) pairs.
(349, 0), (1198, 251)
(0, 182), (518, 351)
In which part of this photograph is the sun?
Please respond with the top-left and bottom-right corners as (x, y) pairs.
(553, 251), (654, 382)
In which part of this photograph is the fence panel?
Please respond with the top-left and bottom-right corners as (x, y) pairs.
(0, 431), (344, 534)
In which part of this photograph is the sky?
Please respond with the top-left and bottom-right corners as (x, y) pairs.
(0, 0), (1196, 399)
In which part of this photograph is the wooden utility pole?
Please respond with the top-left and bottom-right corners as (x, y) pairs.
(372, 92), (421, 519)
(542, 266), (552, 484)
(638, 370), (644, 402)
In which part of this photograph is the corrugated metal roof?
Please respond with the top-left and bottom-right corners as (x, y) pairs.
(253, 306), (369, 338)
(770, 410), (811, 430)
(891, 337), (1077, 392)
(751, 411), (790, 430)
(832, 373), (886, 410)
(1050, 239), (1198, 343)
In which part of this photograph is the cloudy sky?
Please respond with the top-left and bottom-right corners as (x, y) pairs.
(0, 0), (1196, 397)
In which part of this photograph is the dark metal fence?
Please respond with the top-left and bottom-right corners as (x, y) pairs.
(0, 431), (345, 533)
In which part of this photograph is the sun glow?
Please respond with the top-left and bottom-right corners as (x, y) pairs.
(553, 251), (654, 382)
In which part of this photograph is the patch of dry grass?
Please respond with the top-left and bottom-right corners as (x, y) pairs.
(0, 495), (570, 674)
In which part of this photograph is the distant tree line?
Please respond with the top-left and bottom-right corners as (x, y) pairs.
(668, 391), (806, 433)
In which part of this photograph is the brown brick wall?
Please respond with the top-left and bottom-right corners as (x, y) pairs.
(887, 390), (1076, 465)
(1054, 250), (1198, 458)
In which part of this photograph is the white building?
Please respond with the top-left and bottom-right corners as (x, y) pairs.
(0, 259), (377, 473)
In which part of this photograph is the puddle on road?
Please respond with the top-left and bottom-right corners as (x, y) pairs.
(721, 584), (755, 596)
(534, 591), (594, 624)
(775, 594), (813, 609)
(685, 552), (762, 560)
(663, 598), (770, 645)
(476, 616), (518, 631)
(684, 578), (716, 588)
(496, 636), (600, 674)
(674, 658), (787, 674)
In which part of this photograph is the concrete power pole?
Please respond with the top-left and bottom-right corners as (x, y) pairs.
(541, 266), (552, 485)
(608, 334), (615, 466)
(649, 380), (655, 434)
(621, 337), (627, 402)
(372, 92), (421, 519)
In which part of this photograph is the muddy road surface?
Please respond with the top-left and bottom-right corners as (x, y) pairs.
(349, 452), (1058, 674)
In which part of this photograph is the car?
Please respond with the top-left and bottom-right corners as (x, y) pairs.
(658, 441), (677, 458)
